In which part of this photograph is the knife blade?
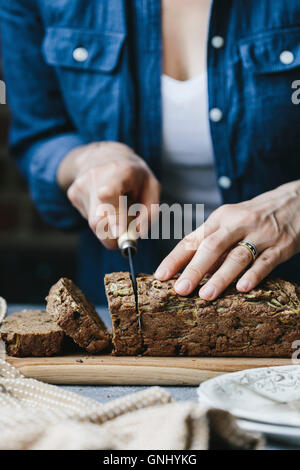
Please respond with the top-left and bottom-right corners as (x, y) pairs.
(118, 231), (141, 330)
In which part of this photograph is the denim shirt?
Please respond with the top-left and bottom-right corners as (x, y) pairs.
(0, 0), (300, 302)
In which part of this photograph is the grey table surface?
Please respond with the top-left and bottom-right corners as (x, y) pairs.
(5, 304), (300, 450)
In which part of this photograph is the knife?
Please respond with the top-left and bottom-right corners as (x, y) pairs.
(118, 230), (141, 330)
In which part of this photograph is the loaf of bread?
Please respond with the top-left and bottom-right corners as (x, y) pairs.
(105, 272), (300, 357)
(47, 277), (110, 354)
(0, 310), (64, 357)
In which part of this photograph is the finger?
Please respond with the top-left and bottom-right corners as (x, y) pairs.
(88, 198), (119, 249)
(154, 220), (215, 281)
(67, 183), (89, 219)
(95, 162), (134, 204)
(96, 223), (119, 250)
(96, 184), (120, 236)
(199, 243), (254, 300)
(98, 184), (132, 238)
(173, 226), (243, 295)
(206, 249), (230, 275)
(95, 214), (119, 250)
(236, 247), (280, 292)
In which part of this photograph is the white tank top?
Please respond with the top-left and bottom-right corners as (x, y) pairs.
(161, 72), (222, 223)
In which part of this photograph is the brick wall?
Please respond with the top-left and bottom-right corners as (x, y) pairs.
(0, 56), (77, 303)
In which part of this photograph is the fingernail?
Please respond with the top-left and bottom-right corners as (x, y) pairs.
(237, 279), (250, 291)
(155, 267), (169, 280)
(175, 279), (192, 295)
(199, 284), (216, 300)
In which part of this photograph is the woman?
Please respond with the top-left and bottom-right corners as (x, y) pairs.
(0, 0), (299, 303)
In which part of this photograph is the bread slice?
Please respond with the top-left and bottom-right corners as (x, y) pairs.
(104, 272), (142, 355)
(105, 272), (300, 358)
(47, 277), (110, 354)
(0, 310), (64, 357)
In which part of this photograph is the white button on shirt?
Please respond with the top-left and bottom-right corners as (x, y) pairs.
(73, 47), (89, 62)
(209, 107), (223, 122)
(211, 36), (224, 49)
(279, 50), (294, 65)
(218, 176), (232, 189)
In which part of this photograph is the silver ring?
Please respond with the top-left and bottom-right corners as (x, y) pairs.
(237, 240), (258, 262)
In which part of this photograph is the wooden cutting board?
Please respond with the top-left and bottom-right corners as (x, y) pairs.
(6, 354), (291, 386)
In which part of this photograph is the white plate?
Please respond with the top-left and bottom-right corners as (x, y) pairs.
(0, 297), (7, 323)
(198, 365), (300, 427)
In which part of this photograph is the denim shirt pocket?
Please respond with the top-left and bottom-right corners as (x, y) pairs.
(42, 27), (126, 139)
(239, 25), (300, 74)
(42, 27), (125, 72)
(236, 26), (300, 168)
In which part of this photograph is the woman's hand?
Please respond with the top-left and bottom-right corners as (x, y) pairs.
(155, 181), (300, 299)
(57, 141), (161, 249)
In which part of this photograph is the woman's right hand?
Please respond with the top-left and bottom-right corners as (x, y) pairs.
(57, 141), (161, 249)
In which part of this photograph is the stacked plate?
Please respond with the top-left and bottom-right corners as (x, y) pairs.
(197, 365), (300, 445)
(0, 297), (7, 323)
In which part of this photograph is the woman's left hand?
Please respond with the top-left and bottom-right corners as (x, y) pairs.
(155, 181), (300, 300)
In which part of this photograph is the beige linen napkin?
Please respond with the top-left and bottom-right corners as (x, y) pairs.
(0, 358), (262, 450)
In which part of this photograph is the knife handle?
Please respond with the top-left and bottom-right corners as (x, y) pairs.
(118, 230), (137, 258)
